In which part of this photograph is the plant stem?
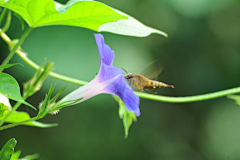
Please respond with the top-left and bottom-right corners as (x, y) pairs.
(1, 32), (240, 104)
(135, 87), (240, 103)
(0, 117), (39, 131)
(0, 8), (8, 26)
(20, 54), (89, 85)
(0, 31), (11, 45)
(17, 49), (240, 103)
(0, 27), (34, 72)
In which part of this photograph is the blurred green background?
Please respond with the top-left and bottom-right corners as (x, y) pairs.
(1, 0), (240, 159)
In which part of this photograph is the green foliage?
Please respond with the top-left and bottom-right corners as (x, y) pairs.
(113, 95), (137, 138)
(0, 111), (58, 128)
(228, 95), (240, 106)
(0, 102), (9, 118)
(0, 0), (167, 37)
(38, 85), (57, 118)
(0, 138), (17, 160)
(18, 153), (39, 160)
(11, 150), (39, 160)
(119, 100), (137, 138)
(0, 63), (22, 70)
(10, 150), (21, 160)
(38, 85), (81, 118)
(23, 61), (54, 97)
(0, 73), (35, 110)
(0, 0), (127, 29)
(98, 8), (168, 37)
(13, 12), (24, 30)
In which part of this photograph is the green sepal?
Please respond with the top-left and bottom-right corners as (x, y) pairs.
(38, 84), (56, 117)
(0, 63), (22, 70)
(50, 85), (67, 104)
(228, 95), (240, 106)
(23, 61), (54, 98)
(113, 95), (137, 138)
(38, 85), (83, 118)
(0, 138), (17, 160)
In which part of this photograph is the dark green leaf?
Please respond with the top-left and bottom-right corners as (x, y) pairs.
(0, 138), (17, 160)
(0, 73), (36, 110)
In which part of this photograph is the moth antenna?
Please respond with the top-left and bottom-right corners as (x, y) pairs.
(121, 68), (129, 74)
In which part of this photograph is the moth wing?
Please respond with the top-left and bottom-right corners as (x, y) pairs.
(139, 59), (164, 80)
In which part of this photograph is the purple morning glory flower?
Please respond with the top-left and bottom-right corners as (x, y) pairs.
(61, 34), (140, 116)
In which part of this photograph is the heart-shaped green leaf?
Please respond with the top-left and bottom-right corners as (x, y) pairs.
(99, 8), (168, 37)
(0, 111), (58, 128)
(0, 0), (167, 37)
(0, 73), (35, 110)
(0, 0), (127, 30)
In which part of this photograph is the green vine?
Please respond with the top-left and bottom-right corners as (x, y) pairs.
(1, 31), (239, 104)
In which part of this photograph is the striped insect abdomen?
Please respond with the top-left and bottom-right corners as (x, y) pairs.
(145, 80), (174, 89)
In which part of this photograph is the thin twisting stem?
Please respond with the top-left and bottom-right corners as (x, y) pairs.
(16, 48), (240, 103)
(1, 31), (240, 103)
(0, 10), (11, 33)
(135, 87), (240, 103)
(0, 8), (8, 25)
(0, 27), (34, 72)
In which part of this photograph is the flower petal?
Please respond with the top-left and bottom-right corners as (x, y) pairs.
(60, 33), (140, 117)
(123, 85), (140, 116)
(96, 63), (123, 83)
(94, 34), (115, 66)
(102, 75), (140, 116)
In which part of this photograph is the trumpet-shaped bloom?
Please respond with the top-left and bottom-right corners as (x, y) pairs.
(61, 34), (140, 116)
